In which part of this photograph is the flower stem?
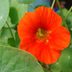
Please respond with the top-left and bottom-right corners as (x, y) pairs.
(45, 65), (52, 72)
(6, 21), (15, 41)
(51, 0), (55, 9)
(41, 63), (52, 72)
(65, 6), (72, 20)
(56, 0), (61, 10)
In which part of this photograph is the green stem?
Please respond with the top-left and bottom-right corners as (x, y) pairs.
(65, 6), (72, 20)
(51, 0), (55, 9)
(56, 0), (61, 10)
(6, 21), (15, 41)
(41, 63), (52, 72)
(45, 65), (51, 72)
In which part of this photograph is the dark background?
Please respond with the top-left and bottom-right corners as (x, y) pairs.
(51, 0), (72, 9)
(64, 0), (72, 9)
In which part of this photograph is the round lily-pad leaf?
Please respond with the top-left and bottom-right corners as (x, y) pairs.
(0, 45), (44, 72)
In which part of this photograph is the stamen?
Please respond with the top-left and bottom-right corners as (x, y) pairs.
(38, 28), (44, 37)
(36, 28), (47, 39)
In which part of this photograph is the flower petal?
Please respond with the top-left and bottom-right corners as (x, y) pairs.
(20, 39), (61, 64)
(20, 35), (36, 50)
(17, 12), (39, 40)
(20, 39), (42, 60)
(49, 26), (70, 50)
(35, 6), (62, 30)
(40, 47), (61, 64)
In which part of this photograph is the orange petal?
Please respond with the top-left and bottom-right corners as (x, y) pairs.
(17, 12), (39, 40)
(20, 40), (43, 61)
(20, 35), (36, 51)
(20, 39), (61, 64)
(49, 26), (70, 50)
(35, 6), (62, 30)
(40, 47), (61, 64)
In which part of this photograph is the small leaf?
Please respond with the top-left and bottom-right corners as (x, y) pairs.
(0, 45), (44, 72)
(8, 32), (20, 47)
(9, 0), (28, 24)
(4, 17), (16, 28)
(8, 38), (16, 47)
(0, 26), (16, 45)
(0, 27), (12, 44)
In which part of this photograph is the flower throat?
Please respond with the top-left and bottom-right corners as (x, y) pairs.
(36, 28), (47, 39)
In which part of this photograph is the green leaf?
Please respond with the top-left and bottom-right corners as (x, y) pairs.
(8, 38), (16, 47)
(51, 62), (61, 72)
(0, 27), (16, 45)
(18, 0), (35, 4)
(0, 45), (44, 72)
(51, 46), (72, 72)
(58, 8), (72, 39)
(0, 17), (19, 47)
(8, 32), (20, 47)
(9, 0), (28, 24)
(4, 17), (16, 28)
(66, 12), (72, 37)
(0, 27), (12, 44)
(0, 0), (9, 30)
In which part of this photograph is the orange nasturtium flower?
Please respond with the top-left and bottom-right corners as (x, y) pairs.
(17, 6), (70, 64)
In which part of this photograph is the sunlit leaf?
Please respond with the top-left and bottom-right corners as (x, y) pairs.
(0, 0), (9, 30)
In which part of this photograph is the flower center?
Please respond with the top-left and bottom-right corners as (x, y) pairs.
(36, 28), (47, 39)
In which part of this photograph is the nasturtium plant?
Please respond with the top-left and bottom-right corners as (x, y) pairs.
(0, 45), (44, 72)
(0, 0), (72, 72)
(0, 0), (9, 30)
